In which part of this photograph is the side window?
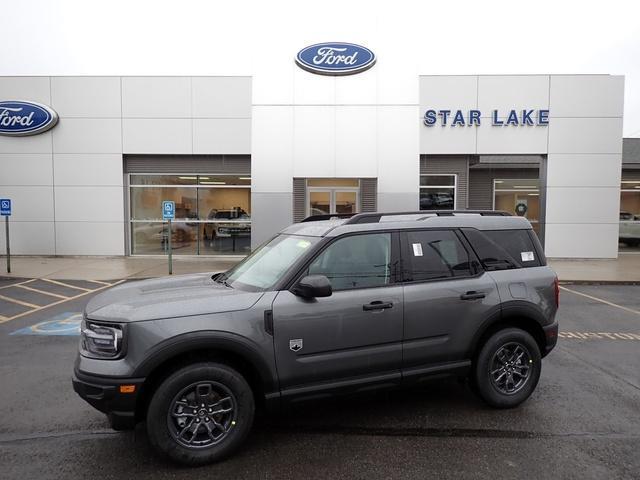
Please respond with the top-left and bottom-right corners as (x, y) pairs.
(462, 228), (541, 270)
(404, 230), (472, 281)
(307, 233), (392, 290)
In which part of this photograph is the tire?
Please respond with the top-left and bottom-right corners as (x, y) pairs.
(473, 328), (541, 409)
(146, 362), (255, 465)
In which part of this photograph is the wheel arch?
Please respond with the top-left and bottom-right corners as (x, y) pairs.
(470, 304), (548, 361)
(133, 332), (279, 422)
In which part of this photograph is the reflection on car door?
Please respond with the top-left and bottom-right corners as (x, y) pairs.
(400, 229), (501, 379)
(272, 232), (404, 397)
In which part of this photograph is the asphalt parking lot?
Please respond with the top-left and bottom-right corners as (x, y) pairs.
(0, 280), (639, 479)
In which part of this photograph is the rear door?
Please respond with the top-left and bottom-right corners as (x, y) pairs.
(272, 232), (404, 395)
(400, 229), (501, 378)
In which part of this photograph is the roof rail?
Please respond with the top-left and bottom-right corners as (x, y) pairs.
(300, 213), (356, 223)
(344, 210), (511, 225)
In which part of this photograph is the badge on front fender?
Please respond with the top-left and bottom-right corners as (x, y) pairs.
(289, 339), (303, 352)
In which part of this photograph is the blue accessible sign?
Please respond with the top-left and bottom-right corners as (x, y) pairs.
(162, 200), (175, 220)
(0, 198), (11, 216)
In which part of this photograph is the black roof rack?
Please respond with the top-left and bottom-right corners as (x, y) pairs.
(344, 210), (511, 225)
(300, 210), (512, 225)
(300, 213), (356, 223)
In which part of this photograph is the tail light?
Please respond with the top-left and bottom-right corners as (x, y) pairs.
(554, 276), (559, 308)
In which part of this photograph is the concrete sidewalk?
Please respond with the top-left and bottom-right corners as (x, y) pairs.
(0, 256), (239, 281)
(548, 254), (640, 283)
(0, 254), (639, 283)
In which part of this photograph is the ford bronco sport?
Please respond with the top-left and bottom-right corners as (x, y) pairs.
(73, 210), (559, 465)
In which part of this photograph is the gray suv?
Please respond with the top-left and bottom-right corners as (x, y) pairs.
(73, 211), (559, 465)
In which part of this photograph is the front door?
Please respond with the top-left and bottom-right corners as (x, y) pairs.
(272, 232), (403, 395)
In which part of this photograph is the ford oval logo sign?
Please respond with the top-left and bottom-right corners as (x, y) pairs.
(295, 42), (376, 76)
(0, 100), (59, 136)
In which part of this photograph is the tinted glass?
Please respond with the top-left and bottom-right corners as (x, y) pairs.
(405, 230), (471, 281)
(419, 189), (455, 210)
(308, 233), (391, 290)
(223, 235), (318, 291)
(463, 229), (541, 270)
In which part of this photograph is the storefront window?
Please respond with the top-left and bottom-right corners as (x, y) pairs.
(619, 180), (640, 251)
(493, 179), (540, 234)
(130, 175), (251, 255)
(420, 175), (456, 210)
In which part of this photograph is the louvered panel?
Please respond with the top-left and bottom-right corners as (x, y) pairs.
(622, 169), (640, 180)
(124, 155), (251, 174)
(360, 178), (377, 212)
(292, 178), (306, 222)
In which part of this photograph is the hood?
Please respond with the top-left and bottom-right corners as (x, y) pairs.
(85, 273), (264, 323)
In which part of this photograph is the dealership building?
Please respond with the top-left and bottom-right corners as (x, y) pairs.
(0, 44), (637, 259)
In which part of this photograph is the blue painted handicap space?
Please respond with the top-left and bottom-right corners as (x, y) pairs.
(11, 312), (82, 336)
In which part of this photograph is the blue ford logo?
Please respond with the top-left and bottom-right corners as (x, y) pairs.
(0, 100), (59, 136)
(295, 42), (376, 76)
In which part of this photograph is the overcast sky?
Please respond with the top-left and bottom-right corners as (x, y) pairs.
(2, 0), (639, 136)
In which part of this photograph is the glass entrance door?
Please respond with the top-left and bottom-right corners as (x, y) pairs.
(309, 191), (331, 215)
(335, 191), (357, 214)
(307, 180), (360, 217)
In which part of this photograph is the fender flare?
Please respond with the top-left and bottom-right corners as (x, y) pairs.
(468, 301), (548, 357)
(133, 330), (278, 394)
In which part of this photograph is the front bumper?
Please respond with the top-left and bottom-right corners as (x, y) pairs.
(542, 320), (559, 356)
(72, 369), (145, 430)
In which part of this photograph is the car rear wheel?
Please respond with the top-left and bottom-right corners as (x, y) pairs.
(146, 362), (254, 465)
(473, 328), (541, 408)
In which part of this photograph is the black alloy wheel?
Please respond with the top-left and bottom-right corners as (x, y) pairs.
(473, 327), (541, 408)
(167, 381), (237, 448)
(146, 363), (255, 465)
(489, 342), (532, 395)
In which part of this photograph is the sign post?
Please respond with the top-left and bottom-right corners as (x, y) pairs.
(1, 199), (11, 273)
(162, 201), (175, 275)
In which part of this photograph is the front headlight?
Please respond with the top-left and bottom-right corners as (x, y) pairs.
(81, 319), (124, 359)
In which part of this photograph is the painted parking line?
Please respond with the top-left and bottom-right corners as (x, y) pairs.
(0, 293), (40, 309)
(560, 286), (640, 316)
(559, 331), (640, 340)
(10, 312), (82, 336)
(41, 278), (91, 292)
(16, 284), (69, 300)
(0, 279), (125, 324)
(0, 278), (37, 290)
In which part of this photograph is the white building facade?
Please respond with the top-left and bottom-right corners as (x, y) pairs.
(0, 55), (628, 259)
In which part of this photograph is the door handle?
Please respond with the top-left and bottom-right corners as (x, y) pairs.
(363, 301), (394, 311)
(460, 291), (486, 300)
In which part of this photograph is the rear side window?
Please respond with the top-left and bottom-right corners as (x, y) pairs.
(404, 230), (472, 281)
(463, 228), (541, 270)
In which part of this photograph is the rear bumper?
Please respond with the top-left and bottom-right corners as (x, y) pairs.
(542, 320), (559, 356)
(72, 369), (145, 430)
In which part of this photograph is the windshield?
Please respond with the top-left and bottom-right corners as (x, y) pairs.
(219, 235), (319, 291)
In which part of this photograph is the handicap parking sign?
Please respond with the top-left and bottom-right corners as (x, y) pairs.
(11, 312), (82, 336)
(0, 198), (11, 216)
(162, 200), (175, 220)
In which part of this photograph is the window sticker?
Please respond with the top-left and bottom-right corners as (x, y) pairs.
(412, 243), (423, 257)
(297, 240), (311, 249)
(521, 251), (535, 262)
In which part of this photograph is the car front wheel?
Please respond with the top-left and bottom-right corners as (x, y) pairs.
(473, 328), (541, 408)
(146, 362), (255, 465)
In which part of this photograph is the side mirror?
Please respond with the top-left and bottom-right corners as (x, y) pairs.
(293, 275), (332, 298)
